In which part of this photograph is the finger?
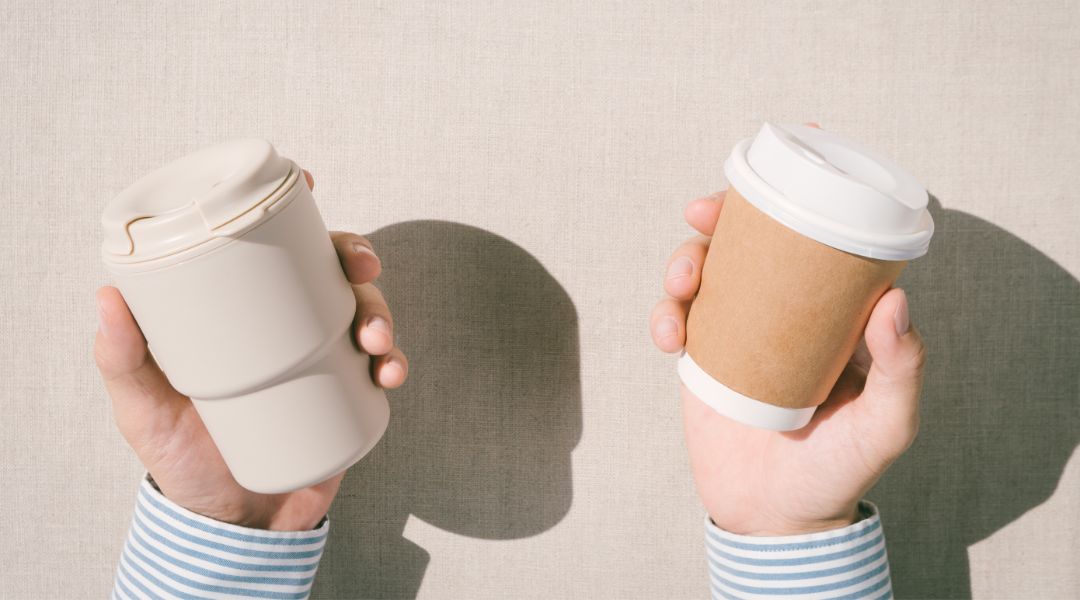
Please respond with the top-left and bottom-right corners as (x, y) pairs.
(303, 169), (314, 190)
(805, 122), (822, 129)
(859, 288), (926, 449)
(372, 347), (408, 389)
(650, 297), (689, 353)
(352, 283), (394, 356)
(664, 235), (709, 300)
(330, 232), (382, 284)
(94, 287), (187, 430)
(685, 192), (725, 236)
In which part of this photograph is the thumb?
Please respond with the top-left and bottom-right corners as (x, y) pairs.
(94, 286), (187, 435)
(859, 287), (927, 445)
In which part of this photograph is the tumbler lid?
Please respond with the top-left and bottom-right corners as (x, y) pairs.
(725, 123), (934, 260)
(102, 139), (297, 262)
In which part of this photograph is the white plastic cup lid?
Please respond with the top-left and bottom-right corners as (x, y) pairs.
(724, 123), (934, 260)
(102, 139), (296, 263)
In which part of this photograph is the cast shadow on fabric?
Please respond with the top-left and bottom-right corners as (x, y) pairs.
(312, 221), (582, 598)
(871, 197), (1079, 599)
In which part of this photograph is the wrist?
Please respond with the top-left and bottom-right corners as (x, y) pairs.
(190, 498), (324, 532)
(147, 473), (326, 531)
(709, 501), (861, 537)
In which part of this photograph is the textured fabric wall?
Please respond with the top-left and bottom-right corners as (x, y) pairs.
(1, 1), (1077, 598)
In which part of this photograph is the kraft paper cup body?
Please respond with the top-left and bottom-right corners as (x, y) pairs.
(684, 187), (905, 425)
(680, 124), (932, 431)
(102, 140), (389, 493)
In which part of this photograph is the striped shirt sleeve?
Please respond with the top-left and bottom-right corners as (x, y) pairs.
(112, 476), (329, 600)
(705, 501), (891, 600)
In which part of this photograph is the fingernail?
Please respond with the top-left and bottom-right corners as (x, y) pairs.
(353, 242), (375, 257)
(666, 256), (693, 281)
(893, 290), (910, 336)
(382, 359), (404, 385)
(657, 316), (678, 340)
(367, 316), (391, 336)
(96, 300), (110, 339)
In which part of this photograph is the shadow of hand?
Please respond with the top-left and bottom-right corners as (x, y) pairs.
(313, 221), (582, 599)
(873, 197), (1080, 598)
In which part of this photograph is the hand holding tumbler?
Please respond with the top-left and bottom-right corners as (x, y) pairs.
(101, 139), (389, 493)
(680, 124), (934, 431)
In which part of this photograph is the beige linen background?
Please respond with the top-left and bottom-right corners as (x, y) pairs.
(2, 1), (1078, 598)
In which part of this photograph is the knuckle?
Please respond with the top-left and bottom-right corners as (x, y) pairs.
(356, 285), (392, 321)
(92, 344), (110, 373)
(350, 234), (374, 251)
(908, 336), (929, 372)
(335, 232), (368, 249)
(354, 282), (386, 302)
(368, 285), (389, 308)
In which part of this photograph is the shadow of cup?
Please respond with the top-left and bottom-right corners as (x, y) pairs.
(314, 221), (582, 599)
(873, 197), (1080, 598)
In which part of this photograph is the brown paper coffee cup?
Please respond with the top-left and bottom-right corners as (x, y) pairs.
(678, 123), (933, 430)
(685, 186), (906, 410)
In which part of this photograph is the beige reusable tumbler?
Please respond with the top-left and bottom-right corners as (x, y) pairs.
(680, 124), (934, 431)
(102, 139), (389, 493)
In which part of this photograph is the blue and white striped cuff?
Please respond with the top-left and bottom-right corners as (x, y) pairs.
(705, 501), (891, 600)
(113, 476), (329, 600)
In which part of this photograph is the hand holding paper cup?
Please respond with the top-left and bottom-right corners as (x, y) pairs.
(679, 124), (934, 431)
